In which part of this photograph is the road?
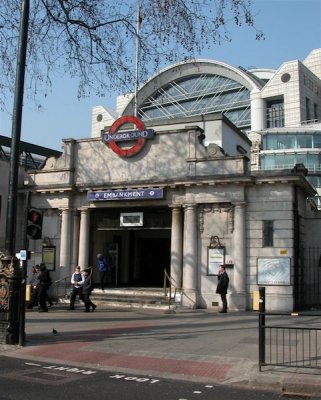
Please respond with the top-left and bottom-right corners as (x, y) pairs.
(0, 356), (319, 400)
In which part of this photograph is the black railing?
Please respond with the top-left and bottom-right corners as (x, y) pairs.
(259, 287), (321, 372)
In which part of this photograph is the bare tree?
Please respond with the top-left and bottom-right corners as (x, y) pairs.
(0, 0), (263, 109)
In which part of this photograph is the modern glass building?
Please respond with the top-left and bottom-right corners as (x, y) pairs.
(92, 48), (321, 192)
(260, 127), (321, 191)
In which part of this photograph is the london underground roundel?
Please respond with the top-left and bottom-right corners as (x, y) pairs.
(103, 115), (154, 158)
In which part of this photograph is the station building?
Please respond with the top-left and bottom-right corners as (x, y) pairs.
(24, 48), (321, 311)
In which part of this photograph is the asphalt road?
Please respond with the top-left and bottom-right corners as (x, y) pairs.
(0, 356), (319, 400)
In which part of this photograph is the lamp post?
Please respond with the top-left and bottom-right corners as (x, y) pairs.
(4, 0), (30, 346)
(5, 0), (29, 255)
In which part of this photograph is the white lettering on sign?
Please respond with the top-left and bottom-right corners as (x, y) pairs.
(104, 130), (151, 142)
(103, 190), (145, 199)
(109, 374), (160, 384)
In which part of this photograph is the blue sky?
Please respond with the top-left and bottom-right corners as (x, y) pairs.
(0, 0), (320, 151)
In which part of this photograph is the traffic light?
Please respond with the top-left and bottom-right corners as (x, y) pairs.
(26, 208), (43, 240)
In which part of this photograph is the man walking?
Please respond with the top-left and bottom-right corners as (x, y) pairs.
(68, 266), (85, 310)
(216, 265), (229, 313)
(82, 270), (96, 312)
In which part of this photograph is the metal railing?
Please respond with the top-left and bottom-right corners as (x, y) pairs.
(163, 269), (181, 312)
(49, 266), (94, 302)
(258, 287), (321, 372)
(50, 276), (71, 301)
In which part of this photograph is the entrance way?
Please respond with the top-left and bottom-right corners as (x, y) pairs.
(91, 207), (171, 288)
(296, 246), (321, 310)
(131, 235), (171, 286)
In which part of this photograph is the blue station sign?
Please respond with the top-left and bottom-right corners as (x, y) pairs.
(87, 188), (164, 201)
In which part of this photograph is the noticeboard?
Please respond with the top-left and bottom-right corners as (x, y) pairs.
(42, 246), (56, 271)
(257, 257), (291, 285)
(208, 247), (225, 275)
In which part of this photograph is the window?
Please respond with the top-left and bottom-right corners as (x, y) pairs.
(266, 99), (284, 128)
(314, 103), (318, 121)
(263, 220), (274, 247)
(313, 133), (321, 148)
(306, 97), (311, 121)
(296, 134), (312, 149)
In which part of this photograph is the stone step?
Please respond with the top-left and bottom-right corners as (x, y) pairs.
(58, 287), (185, 311)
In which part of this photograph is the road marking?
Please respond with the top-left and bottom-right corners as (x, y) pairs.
(109, 374), (160, 384)
(24, 362), (96, 375)
(25, 362), (41, 367)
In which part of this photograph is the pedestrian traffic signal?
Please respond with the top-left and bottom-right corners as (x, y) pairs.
(26, 208), (43, 240)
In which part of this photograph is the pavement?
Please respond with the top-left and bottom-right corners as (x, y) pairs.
(1, 305), (321, 397)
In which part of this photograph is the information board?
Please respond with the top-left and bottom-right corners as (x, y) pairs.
(208, 247), (225, 275)
(257, 257), (291, 285)
(42, 247), (56, 271)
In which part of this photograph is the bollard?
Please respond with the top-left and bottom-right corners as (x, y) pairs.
(25, 284), (31, 302)
(258, 286), (266, 369)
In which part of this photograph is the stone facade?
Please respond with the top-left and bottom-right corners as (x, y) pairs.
(24, 113), (316, 312)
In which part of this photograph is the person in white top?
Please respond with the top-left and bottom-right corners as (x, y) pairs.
(68, 266), (85, 310)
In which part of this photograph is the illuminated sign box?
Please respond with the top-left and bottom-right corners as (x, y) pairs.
(120, 212), (143, 227)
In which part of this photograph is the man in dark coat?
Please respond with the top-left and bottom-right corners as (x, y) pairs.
(37, 263), (51, 312)
(82, 270), (96, 312)
(216, 265), (229, 313)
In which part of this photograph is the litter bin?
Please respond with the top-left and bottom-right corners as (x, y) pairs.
(252, 290), (259, 311)
(26, 284), (31, 302)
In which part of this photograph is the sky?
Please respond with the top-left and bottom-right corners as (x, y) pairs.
(0, 0), (320, 151)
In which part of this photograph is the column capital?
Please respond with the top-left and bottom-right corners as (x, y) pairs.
(233, 202), (247, 208)
(169, 204), (182, 210)
(59, 208), (70, 212)
(78, 207), (90, 213)
(183, 203), (197, 210)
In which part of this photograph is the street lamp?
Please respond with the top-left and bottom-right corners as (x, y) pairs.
(5, 0), (29, 255)
(3, 0), (30, 346)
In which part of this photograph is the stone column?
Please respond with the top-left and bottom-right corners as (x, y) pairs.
(182, 204), (198, 307)
(78, 208), (90, 269)
(230, 202), (247, 310)
(250, 88), (266, 131)
(71, 210), (80, 272)
(170, 206), (183, 288)
(59, 209), (71, 269)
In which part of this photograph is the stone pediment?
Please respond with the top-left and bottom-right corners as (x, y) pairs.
(206, 143), (225, 158)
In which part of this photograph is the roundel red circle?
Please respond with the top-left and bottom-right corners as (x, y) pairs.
(108, 115), (146, 157)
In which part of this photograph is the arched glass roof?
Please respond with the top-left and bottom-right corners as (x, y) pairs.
(136, 73), (251, 129)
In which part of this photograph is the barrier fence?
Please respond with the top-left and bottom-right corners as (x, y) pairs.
(258, 287), (321, 372)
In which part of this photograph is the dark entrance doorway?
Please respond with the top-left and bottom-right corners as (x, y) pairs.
(132, 236), (171, 286)
(295, 246), (321, 310)
(91, 207), (172, 289)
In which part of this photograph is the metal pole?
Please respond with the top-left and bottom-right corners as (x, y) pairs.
(258, 286), (266, 370)
(5, 0), (30, 255)
(19, 260), (27, 346)
(134, 0), (141, 117)
(5, 0), (30, 346)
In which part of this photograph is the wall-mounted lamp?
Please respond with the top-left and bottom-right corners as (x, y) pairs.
(209, 235), (223, 249)
(41, 237), (51, 247)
